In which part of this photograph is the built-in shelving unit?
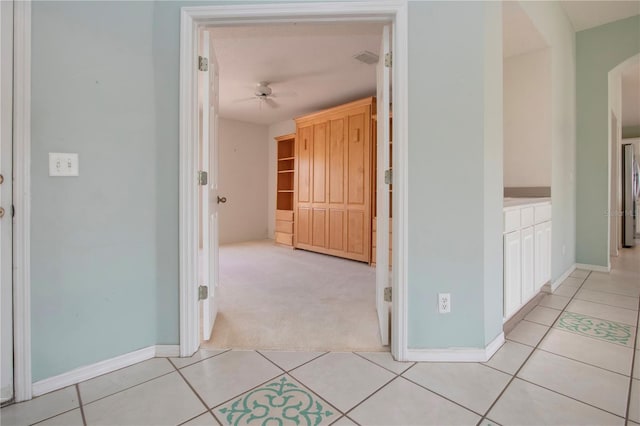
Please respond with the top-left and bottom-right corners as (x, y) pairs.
(275, 133), (296, 246)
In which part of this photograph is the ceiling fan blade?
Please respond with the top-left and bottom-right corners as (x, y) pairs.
(264, 98), (279, 109)
(271, 91), (297, 99)
(232, 97), (257, 104)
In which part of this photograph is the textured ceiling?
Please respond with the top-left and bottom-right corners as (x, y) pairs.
(207, 23), (383, 126)
(560, 1), (639, 32)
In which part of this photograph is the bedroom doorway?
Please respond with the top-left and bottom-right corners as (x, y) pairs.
(179, 1), (409, 361)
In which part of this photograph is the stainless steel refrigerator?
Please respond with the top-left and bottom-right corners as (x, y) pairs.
(622, 143), (639, 247)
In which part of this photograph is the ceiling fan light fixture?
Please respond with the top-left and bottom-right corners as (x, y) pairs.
(254, 81), (273, 98)
(353, 50), (379, 65)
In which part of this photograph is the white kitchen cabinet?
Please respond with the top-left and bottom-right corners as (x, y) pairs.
(503, 199), (552, 320)
(504, 230), (522, 319)
(535, 221), (552, 291)
(521, 226), (535, 302)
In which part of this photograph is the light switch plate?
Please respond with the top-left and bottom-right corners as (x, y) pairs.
(49, 153), (79, 176)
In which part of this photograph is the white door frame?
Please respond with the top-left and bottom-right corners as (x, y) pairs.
(10, 0), (32, 402)
(179, 1), (409, 359)
(607, 53), (639, 264)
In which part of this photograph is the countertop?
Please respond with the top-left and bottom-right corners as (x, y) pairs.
(503, 197), (551, 209)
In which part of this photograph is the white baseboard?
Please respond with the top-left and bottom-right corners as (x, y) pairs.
(32, 345), (179, 397)
(405, 332), (505, 362)
(576, 263), (611, 273)
(547, 263), (577, 292)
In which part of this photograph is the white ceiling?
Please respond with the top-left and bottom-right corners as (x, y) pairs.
(208, 23), (383, 126)
(560, 1), (640, 32)
(503, 1), (548, 58)
(621, 62), (640, 127)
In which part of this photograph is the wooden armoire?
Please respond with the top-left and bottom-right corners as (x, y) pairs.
(293, 97), (375, 263)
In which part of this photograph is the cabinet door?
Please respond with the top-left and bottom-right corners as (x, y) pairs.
(521, 226), (535, 302)
(534, 222), (551, 290)
(295, 125), (313, 246)
(504, 231), (522, 319)
(543, 221), (552, 284)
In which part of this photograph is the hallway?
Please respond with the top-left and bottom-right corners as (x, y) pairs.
(1, 246), (638, 425)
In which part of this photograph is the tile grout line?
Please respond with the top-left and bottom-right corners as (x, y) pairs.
(75, 384), (87, 426)
(168, 357), (221, 424)
(170, 348), (233, 369)
(256, 350), (330, 375)
(352, 351), (416, 376)
(624, 292), (640, 424)
(79, 369), (176, 408)
(28, 406), (85, 425)
(176, 411), (218, 426)
(398, 374), (487, 419)
(515, 376), (626, 419)
(476, 271), (592, 426)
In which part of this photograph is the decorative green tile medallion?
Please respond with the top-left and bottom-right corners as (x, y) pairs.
(555, 311), (633, 346)
(218, 376), (335, 426)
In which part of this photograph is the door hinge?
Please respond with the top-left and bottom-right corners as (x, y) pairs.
(198, 285), (208, 300)
(198, 56), (208, 72)
(197, 171), (208, 186)
(384, 52), (392, 68)
(384, 169), (393, 185)
(384, 287), (392, 302)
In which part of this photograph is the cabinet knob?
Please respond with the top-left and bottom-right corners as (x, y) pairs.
(217, 196), (227, 204)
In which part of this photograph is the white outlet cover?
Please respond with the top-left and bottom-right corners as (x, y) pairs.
(49, 153), (79, 177)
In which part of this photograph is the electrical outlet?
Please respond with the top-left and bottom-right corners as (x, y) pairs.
(438, 293), (451, 314)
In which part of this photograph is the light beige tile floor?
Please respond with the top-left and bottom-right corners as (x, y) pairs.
(2, 249), (639, 426)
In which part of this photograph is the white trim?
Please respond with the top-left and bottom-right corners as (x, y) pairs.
(179, 7), (199, 358)
(31, 345), (179, 397)
(547, 263), (576, 292)
(154, 345), (180, 357)
(12, 0), (31, 403)
(576, 263), (611, 273)
(179, 1), (409, 361)
(405, 333), (505, 363)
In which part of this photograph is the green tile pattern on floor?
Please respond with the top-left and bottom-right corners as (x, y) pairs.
(218, 376), (335, 426)
(555, 311), (634, 346)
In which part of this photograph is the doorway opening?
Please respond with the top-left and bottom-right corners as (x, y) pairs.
(608, 54), (640, 258)
(197, 22), (391, 352)
(179, 1), (409, 361)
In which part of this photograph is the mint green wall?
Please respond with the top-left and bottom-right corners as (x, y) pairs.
(576, 15), (640, 267)
(518, 1), (577, 282)
(623, 125), (640, 138)
(31, 1), (166, 381)
(30, 0), (576, 380)
(407, 1), (503, 349)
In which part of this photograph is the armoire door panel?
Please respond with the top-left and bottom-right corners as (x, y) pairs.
(347, 210), (366, 255)
(348, 112), (367, 205)
(312, 123), (327, 203)
(329, 118), (345, 204)
(312, 208), (326, 248)
(296, 207), (311, 245)
(297, 126), (312, 203)
(329, 209), (345, 251)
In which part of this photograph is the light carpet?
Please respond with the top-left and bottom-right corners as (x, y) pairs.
(202, 240), (387, 352)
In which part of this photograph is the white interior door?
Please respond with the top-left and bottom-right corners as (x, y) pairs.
(376, 24), (391, 346)
(200, 30), (219, 341)
(0, 0), (13, 403)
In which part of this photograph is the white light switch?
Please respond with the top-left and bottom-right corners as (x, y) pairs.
(49, 153), (79, 177)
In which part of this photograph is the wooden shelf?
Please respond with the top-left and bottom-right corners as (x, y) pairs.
(275, 133), (296, 245)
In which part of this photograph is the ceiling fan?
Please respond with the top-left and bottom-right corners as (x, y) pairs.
(234, 81), (294, 109)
